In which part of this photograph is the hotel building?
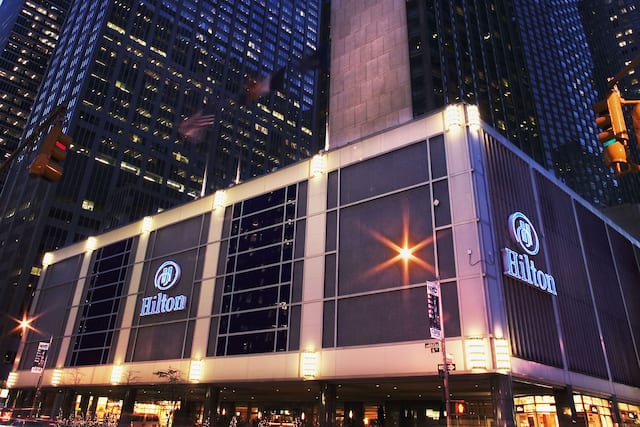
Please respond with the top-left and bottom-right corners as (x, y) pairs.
(6, 104), (640, 427)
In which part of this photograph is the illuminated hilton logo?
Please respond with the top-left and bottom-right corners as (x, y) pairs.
(501, 212), (557, 296)
(140, 260), (187, 316)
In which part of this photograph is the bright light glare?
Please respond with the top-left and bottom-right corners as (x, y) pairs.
(399, 247), (413, 261)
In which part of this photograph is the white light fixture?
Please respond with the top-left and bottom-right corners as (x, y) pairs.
(444, 104), (463, 131)
(51, 369), (63, 386)
(86, 236), (98, 252)
(6, 372), (18, 388)
(189, 359), (204, 382)
(465, 337), (488, 370)
(300, 351), (319, 379)
(466, 104), (481, 129)
(42, 252), (53, 266)
(310, 152), (326, 177)
(141, 216), (154, 233)
(110, 365), (123, 385)
(494, 338), (511, 370)
(213, 190), (226, 210)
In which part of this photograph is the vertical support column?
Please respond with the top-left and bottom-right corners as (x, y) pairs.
(609, 396), (622, 426)
(78, 394), (91, 418)
(319, 383), (336, 427)
(117, 387), (137, 427)
(489, 374), (515, 427)
(203, 386), (220, 426)
(554, 386), (580, 426)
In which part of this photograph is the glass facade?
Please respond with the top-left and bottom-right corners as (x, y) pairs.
(70, 238), (136, 366)
(211, 184), (306, 356)
(404, 1), (620, 207)
(0, 0), (325, 382)
(323, 139), (460, 348)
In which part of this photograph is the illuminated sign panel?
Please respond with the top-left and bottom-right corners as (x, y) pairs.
(501, 212), (557, 296)
(140, 260), (188, 316)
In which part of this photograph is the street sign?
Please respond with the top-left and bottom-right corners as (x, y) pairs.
(437, 363), (456, 372)
(426, 281), (441, 339)
(425, 341), (440, 353)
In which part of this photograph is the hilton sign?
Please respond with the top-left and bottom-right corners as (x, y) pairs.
(140, 260), (188, 316)
(501, 212), (557, 296)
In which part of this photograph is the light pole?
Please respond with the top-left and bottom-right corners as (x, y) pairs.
(18, 316), (52, 418)
(426, 281), (450, 427)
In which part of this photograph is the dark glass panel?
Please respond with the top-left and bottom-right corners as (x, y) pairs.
(322, 301), (335, 348)
(433, 179), (451, 227)
(229, 309), (277, 332)
(235, 245), (283, 271)
(339, 186), (435, 294)
(233, 265), (281, 291)
(340, 142), (428, 205)
(242, 188), (286, 215)
(240, 207), (285, 234)
(237, 225), (284, 251)
(436, 228), (456, 279)
(325, 211), (337, 252)
(232, 287), (279, 311)
(324, 254), (336, 298)
(276, 330), (288, 351)
(429, 134), (447, 179)
(226, 331), (275, 354)
(327, 171), (338, 209)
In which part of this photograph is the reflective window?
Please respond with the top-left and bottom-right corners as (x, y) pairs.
(212, 184), (305, 356)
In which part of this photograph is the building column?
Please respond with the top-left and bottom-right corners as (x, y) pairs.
(203, 385), (220, 425)
(117, 388), (137, 427)
(490, 374), (515, 427)
(78, 394), (91, 418)
(554, 385), (580, 426)
(319, 383), (336, 427)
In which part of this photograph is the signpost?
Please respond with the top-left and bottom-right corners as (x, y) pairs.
(426, 281), (450, 427)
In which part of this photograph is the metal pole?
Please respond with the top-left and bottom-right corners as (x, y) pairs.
(437, 281), (451, 427)
(32, 336), (53, 418)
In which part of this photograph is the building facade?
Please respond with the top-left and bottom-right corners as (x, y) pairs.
(6, 106), (640, 427)
(0, 0), (326, 382)
(0, 0), (71, 179)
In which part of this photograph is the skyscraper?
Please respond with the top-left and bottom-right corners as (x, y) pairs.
(579, 0), (640, 233)
(404, 1), (627, 207)
(0, 0), (71, 187)
(0, 0), (326, 382)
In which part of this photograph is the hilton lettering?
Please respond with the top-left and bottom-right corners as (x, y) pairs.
(502, 248), (557, 295)
(140, 292), (187, 316)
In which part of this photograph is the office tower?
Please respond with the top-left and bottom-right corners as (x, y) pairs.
(579, 0), (640, 233)
(0, 0), (71, 187)
(402, 1), (628, 207)
(0, 0), (325, 382)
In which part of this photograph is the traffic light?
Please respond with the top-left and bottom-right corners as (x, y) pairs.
(29, 124), (72, 181)
(593, 90), (630, 176)
(454, 401), (467, 415)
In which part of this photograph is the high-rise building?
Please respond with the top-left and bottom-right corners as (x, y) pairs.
(579, 0), (640, 237)
(0, 0), (326, 382)
(403, 1), (629, 207)
(0, 0), (71, 187)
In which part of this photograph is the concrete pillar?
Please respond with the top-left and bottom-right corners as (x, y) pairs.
(319, 383), (336, 427)
(203, 385), (220, 425)
(117, 388), (137, 427)
(554, 386), (580, 426)
(490, 374), (515, 427)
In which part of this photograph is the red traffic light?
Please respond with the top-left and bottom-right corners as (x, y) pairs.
(29, 124), (72, 181)
(454, 401), (467, 415)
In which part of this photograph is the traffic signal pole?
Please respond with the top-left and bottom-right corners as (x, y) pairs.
(0, 103), (67, 177)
